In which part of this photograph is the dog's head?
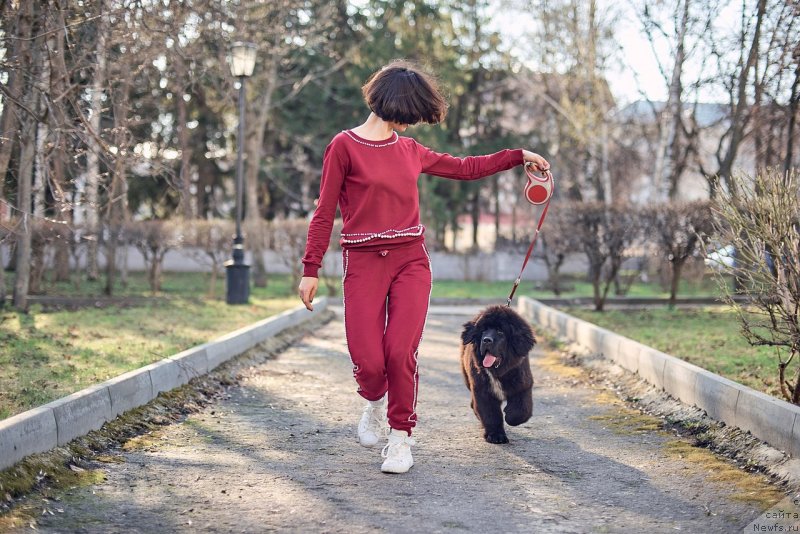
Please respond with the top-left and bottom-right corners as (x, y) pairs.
(461, 305), (536, 370)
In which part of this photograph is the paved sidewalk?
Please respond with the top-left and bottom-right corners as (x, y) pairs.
(24, 311), (782, 533)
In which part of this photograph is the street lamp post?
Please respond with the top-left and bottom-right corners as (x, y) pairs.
(225, 42), (257, 305)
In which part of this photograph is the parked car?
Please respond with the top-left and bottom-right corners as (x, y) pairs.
(705, 244), (736, 270)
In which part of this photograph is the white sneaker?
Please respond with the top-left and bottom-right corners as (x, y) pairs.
(357, 398), (386, 447)
(381, 428), (415, 474)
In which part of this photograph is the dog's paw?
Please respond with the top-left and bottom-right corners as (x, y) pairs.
(504, 412), (531, 427)
(484, 431), (509, 444)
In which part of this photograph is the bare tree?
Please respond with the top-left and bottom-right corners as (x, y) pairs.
(752, 3), (799, 172)
(233, 1), (355, 286)
(12, 1), (39, 310)
(521, 0), (618, 202)
(127, 220), (182, 293)
(572, 202), (641, 311)
(708, 168), (800, 404)
(104, 75), (132, 296)
(701, 0), (767, 195)
(786, 46), (800, 172)
(29, 220), (66, 294)
(0, 234), (6, 306)
(645, 200), (715, 307)
(47, 1), (83, 283)
(539, 203), (581, 295)
(0, 3), (29, 211)
(83, 0), (110, 280)
(636, 0), (717, 200)
(179, 220), (234, 299)
(271, 218), (310, 283)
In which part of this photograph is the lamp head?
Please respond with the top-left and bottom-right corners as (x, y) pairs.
(228, 42), (257, 78)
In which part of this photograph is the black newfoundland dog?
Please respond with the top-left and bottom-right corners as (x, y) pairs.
(460, 305), (536, 444)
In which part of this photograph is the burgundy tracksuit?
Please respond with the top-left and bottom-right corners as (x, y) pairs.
(302, 129), (524, 434)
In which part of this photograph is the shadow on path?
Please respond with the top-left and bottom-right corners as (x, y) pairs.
(27, 313), (774, 533)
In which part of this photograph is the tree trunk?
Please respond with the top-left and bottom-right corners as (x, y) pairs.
(84, 0), (108, 280)
(120, 245), (129, 288)
(33, 52), (49, 219)
(148, 251), (163, 293)
(546, 259), (565, 296)
(511, 202), (517, 243)
(12, 3), (38, 311)
(593, 278), (604, 311)
(0, 245), (5, 306)
(14, 110), (37, 311)
(669, 259), (685, 308)
(0, 4), (29, 211)
(176, 58), (194, 219)
(29, 232), (46, 295)
(244, 57), (278, 287)
(492, 176), (500, 247)
(48, 25), (72, 283)
(105, 78), (130, 295)
(785, 58), (800, 173)
(716, 0), (766, 185)
(651, 0), (689, 201)
(599, 119), (612, 204)
(191, 85), (215, 218)
(470, 190), (480, 249)
(51, 162), (71, 282)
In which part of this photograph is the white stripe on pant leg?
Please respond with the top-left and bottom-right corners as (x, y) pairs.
(342, 249), (357, 374)
(407, 243), (433, 425)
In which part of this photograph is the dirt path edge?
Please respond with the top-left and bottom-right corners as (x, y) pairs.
(0, 310), (336, 528)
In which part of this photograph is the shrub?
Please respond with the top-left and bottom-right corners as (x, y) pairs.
(644, 201), (716, 307)
(271, 217), (310, 283)
(125, 220), (183, 293)
(540, 202), (582, 296)
(708, 167), (800, 404)
(572, 202), (642, 311)
(179, 219), (233, 298)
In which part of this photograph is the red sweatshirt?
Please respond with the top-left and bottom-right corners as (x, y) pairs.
(301, 129), (524, 277)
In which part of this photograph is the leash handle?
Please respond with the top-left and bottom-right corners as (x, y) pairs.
(524, 163), (554, 205)
(507, 163), (554, 307)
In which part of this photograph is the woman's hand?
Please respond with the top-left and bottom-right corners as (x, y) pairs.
(522, 150), (550, 172)
(298, 276), (319, 311)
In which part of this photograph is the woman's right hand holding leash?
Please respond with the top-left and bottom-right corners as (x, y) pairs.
(522, 150), (550, 173)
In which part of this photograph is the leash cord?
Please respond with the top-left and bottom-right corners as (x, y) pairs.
(506, 164), (554, 307)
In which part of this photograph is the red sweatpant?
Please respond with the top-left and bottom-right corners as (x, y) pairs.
(342, 240), (432, 435)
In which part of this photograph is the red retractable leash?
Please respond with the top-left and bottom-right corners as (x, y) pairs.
(506, 162), (555, 306)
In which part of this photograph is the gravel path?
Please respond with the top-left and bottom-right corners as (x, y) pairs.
(26, 310), (779, 533)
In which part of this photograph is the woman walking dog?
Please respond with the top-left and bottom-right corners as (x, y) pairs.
(298, 59), (550, 474)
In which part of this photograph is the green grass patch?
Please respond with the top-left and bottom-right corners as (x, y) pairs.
(0, 268), (726, 420)
(0, 272), (301, 420)
(432, 277), (720, 300)
(10, 265), (724, 301)
(430, 274), (723, 300)
(14, 270), (299, 299)
(567, 307), (784, 399)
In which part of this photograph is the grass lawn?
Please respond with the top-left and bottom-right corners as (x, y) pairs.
(567, 307), (787, 400)
(0, 272), (301, 420)
(430, 276), (723, 300)
(7, 264), (723, 301)
(0, 269), (733, 420)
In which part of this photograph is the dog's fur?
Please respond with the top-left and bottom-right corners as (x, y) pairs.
(460, 305), (536, 444)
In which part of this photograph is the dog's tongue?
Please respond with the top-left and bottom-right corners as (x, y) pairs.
(482, 353), (497, 368)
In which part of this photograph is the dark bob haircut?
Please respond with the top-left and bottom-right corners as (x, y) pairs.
(362, 60), (448, 125)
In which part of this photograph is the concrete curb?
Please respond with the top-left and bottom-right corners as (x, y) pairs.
(517, 297), (800, 457)
(0, 299), (327, 471)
